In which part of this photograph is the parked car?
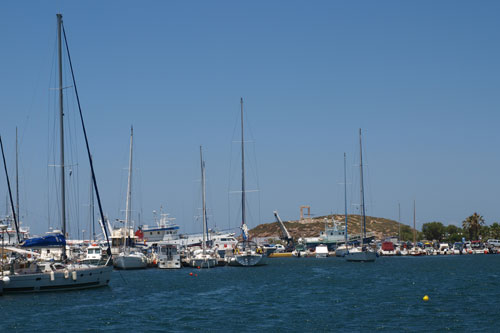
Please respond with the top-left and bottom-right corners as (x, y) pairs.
(487, 239), (500, 247)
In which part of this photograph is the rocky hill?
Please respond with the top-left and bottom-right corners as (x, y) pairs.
(249, 214), (411, 240)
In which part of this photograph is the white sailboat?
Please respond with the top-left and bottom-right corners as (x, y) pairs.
(229, 98), (265, 267)
(0, 14), (113, 294)
(113, 127), (147, 270)
(188, 146), (217, 268)
(335, 153), (350, 257)
(346, 129), (377, 262)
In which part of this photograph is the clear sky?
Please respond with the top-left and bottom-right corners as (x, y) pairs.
(1, 1), (500, 237)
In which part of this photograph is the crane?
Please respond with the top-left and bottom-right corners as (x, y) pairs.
(273, 210), (295, 252)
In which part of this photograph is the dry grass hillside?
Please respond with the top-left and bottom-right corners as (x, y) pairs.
(249, 214), (409, 240)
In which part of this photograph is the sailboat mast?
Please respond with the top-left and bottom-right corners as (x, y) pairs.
(359, 128), (366, 240)
(200, 146), (207, 254)
(89, 168), (95, 241)
(57, 14), (67, 258)
(344, 152), (348, 245)
(398, 202), (401, 241)
(125, 126), (133, 249)
(241, 98), (246, 228)
(413, 200), (416, 246)
(15, 127), (19, 222)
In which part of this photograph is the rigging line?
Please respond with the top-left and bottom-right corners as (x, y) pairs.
(46, 39), (57, 231)
(0, 135), (21, 243)
(62, 24), (111, 255)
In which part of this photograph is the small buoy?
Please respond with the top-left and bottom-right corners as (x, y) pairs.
(189, 272), (193, 276)
(72, 271), (77, 281)
(423, 295), (429, 302)
(50, 271), (55, 281)
(197, 266), (201, 269)
(195, 274), (198, 277)
(2, 276), (10, 285)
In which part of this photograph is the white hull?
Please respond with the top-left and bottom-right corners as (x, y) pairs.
(158, 255), (181, 269)
(229, 253), (265, 266)
(335, 246), (349, 257)
(346, 249), (377, 262)
(1, 264), (112, 294)
(315, 245), (329, 258)
(113, 252), (147, 269)
(189, 257), (217, 269)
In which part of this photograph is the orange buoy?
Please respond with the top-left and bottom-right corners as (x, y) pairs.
(197, 266), (201, 269)
(189, 272), (193, 276)
(195, 274), (198, 277)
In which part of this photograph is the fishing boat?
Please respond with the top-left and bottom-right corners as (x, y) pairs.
(315, 244), (329, 258)
(137, 210), (180, 244)
(157, 244), (181, 269)
(0, 14), (113, 293)
(229, 98), (264, 267)
(81, 243), (107, 265)
(346, 129), (377, 262)
(113, 127), (147, 270)
(187, 146), (217, 269)
(291, 241), (308, 257)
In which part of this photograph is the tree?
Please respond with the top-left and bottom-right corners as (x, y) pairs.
(462, 213), (485, 241)
(444, 224), (463, 243)
(479, 225), (491, 240)
(400, 225), (415, 241)
(490, 223), (500, 239)
(422, 222), (445, 241)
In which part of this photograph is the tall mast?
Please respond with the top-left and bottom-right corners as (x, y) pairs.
(359, 128), (366, 241)
(57, 14), (67, 259)
(125, 126), (133, 250)
(413, 200), (416, 246)
(240, 98), (246, 229)
(15, 127), (19, 222)
(200, 146), (207, 255)
(344, 152), (348, 246)
(89, 168), (95, 241)
(398, 202), (401, 241)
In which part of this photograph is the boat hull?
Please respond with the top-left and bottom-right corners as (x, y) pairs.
(189, 258), (217, 268)
(158, 255), (181, 269)
(231, 253), (265, 266)
(113, 253), (147, 269)
(1, 264), (112, 294)
(346, 250), (377, 262)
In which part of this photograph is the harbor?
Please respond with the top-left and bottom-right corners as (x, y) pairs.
(2, 1), (500, 331)
(1, 255), (500, 331)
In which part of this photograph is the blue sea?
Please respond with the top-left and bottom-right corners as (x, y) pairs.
(1, 255), (500, 332)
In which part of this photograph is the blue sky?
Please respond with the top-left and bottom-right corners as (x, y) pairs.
(1, 1), (500, 237)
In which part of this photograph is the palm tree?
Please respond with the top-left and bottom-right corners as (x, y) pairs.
(462, 213), (485, 240)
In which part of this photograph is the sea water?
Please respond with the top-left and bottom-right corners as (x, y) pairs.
(1, 255), (499, 331)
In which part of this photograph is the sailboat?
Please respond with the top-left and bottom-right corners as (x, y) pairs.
(0, 14), (113, 294)
(346, 129), (377, 262)
(228, 98), (265, 267)
(113, 127), (147, 269)
(188, 146), (217, 268)
(335, 153), (349, 257)
(409, 200), (422, 256)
